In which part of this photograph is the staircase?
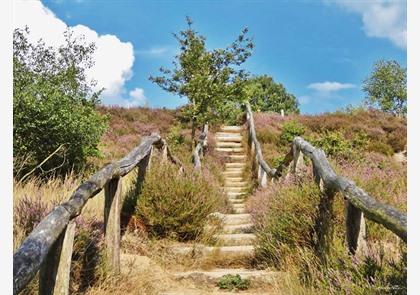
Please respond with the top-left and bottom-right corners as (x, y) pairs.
(166, 126), (275, 293)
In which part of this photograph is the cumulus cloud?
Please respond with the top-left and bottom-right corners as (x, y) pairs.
(308, 81), (356, 94)
(13, 0), (136, 102)
(326, 0), (406, 49)
(126, 88), (148, 107)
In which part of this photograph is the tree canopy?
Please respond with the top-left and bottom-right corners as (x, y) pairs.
(244, 75), (299, 114)
(363, 60), (406, 116)
(13, 27), (108, 178)
(150, 17), (254, 145)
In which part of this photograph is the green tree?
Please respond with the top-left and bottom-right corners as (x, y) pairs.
(363, 60), (406, 116)
(150, 17), (253, 148)
(13, 27), (108, 178)
(244, 75), (299, 114)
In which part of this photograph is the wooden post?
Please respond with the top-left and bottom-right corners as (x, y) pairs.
(313, 168), (335, 259)
(260, 166), (268, 188)
(345, 200), (368, 257)
(39, 220), (76, 295)
(161, 144), (168, 163)
(134, 150), (152, 196)
(292, 144), (305, 177)
(104, 177), (122, 274)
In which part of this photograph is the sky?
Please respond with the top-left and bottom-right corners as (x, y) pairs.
(13, 0), (407, 114)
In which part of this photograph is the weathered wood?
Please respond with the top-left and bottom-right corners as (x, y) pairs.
(292, 144), (305, 177)
(104, 177), (122, 274)
(292, 136), (407, 242)
(259, 166), (268, 188)
(193, 123), (209, 170)
(345, 201), (367, 256)
(39, 220), (76, 295)
(245, 102), (277, 177)
(313, 170), (335, 258)
(14, 134), (162, 294)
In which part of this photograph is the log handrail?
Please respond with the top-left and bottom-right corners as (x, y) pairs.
(192, 123), (209, 170)
(13, 133), (184, 294)
(244, 102), (407, 255)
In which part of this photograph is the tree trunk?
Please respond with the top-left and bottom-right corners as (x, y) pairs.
(191, 117), (197, 151)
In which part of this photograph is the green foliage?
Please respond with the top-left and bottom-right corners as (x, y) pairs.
(150, 17), (253, 138)
(135, 163), (225, 241)
(167, 123), (186, 147)
(312, 130), (353, 158)
(244, 75), (299, 114)
(254, 183), (319, 267)
(13, 27), (108, 177)
(216, 274), (250, 291)
(367, 141), (394, 156)
(280, 121), (306, 143)
(363, 60), (406, 116)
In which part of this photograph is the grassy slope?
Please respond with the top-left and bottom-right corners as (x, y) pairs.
(247, 109), (407, 294)
(14, 106), (407, 294)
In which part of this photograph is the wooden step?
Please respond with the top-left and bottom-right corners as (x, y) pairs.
(220, 126), (243, 132)
(223, 171), (243, 177)
(226, 162), (246, 168)
(215, 135), (243, 142)
(229, 198), (246, 204)
(172, 268), (275, 285)
(223, 187), (247, 193)
(172, 245), (254, 259)
(227, 192), (246, 198)
(223, 223), (254, 234)
(216, 142), (242, 148)
(215, 147), (244, 153)
(215, 233), (256, 246)
(224, 177), (245, 182)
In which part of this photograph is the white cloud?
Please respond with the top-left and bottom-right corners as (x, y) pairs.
(308, 81), (356, 94)
(126, 88), (148, 107)
(326, 0), (406, 49)
(13, 0), (135, 101)
(136, 46), (171, 56)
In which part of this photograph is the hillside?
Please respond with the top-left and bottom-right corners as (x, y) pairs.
(13, 106), (407, 294)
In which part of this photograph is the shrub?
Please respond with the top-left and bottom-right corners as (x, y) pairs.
(280, 120), (305, 143)
(135, 163), (226, 241)
(367, 142), (394, 156)
(14, 195), (51, 237)
(252, 182), (320, 267)
(217, 274), (250, 291)
(311, 130), (353, 158)
(13, 27), (108, 178)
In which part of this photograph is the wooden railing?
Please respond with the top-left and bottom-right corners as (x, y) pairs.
(13, 133), (183, 295)
(245, 102), (407, 257)
(192, 123), (209, 170)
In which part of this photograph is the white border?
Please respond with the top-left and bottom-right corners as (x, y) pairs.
(0, 0), (13, 293)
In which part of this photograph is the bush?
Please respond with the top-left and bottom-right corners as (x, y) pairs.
(280, 120), (306, 143)
(312, 130), (353, 158)
(217, 274), (250, 291)
(135, 163), (226, 241)
(367, 141), (394, 156)
(253, 182), (319, 267)
(13, 27), (108, 178)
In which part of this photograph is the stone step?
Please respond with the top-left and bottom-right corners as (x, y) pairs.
(220, 126), (243, 132)
(215, 213), (252, 225)
(216, 141), (243, 148)
(215, 132), (244, 137)
(225, 162), (246, 168)
(215, 233), (256, 246)
(224, 177), (245, 183)
(222, 171), (243, 177)
(215, 147), (244, 153)
(227, 192), (246, 198)
(172, 245), (254, 259)
(223, 223), (254, 234)
(229, 198), (246, 204)
(232, 203), (245, 209)
(224, 167), (244, 171)
(228, 154), (246, 159)
(215, 135), (243, 142)
(223, 187), (247, 193)
(224, 182), (248, 188)
(173, 268), (275, 284)
(234, 207), (246, 214)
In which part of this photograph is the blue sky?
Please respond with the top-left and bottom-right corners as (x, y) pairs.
(15, 0), (407, 114)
